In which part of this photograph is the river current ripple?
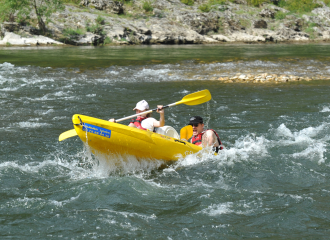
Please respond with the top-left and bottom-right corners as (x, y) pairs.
(1, 45), (330, 239)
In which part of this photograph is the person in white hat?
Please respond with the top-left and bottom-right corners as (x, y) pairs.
(109, 100), (165, 132)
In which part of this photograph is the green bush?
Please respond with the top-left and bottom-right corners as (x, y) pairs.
(62, 0), (80, 5)
(62, 28), (85, 41)
(199, 4), (211, 12)
(104, 36), (112, 44)
(181, 0), (194, 6)
(96, 15), (105, 25)
(142, 1), (153, 12)
(275, 11), (287, 20)
(86, 23), (104, 35)
(278, 0), (323, 13)
(304, 23), (317, 39)
(209, 0), (227, 5)
(246, 0), (268, 7)
(63, 28), (85, 36)
(324, 0), (330, 7)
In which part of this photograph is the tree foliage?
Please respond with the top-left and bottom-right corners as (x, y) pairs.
(0, 0), (64, 34)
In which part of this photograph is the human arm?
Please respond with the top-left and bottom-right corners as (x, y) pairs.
(152, 105), (165, 128)
(203, 130), (220, 147)
(128, 123), (137, 128)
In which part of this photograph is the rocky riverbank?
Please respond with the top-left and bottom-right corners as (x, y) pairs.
(1, 0), (330, 46)
(211, 73), (318, 83)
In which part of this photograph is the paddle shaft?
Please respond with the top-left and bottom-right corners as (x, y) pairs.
(115, 104), (172, 122)
(116, 89), (211, 122)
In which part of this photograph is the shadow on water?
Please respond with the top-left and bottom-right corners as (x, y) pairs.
(1, 43), (330, 69)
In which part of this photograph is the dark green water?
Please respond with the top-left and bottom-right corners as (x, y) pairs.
(1, 44), (330, 239)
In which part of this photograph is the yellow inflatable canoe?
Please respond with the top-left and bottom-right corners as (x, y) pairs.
(72, 114), (202, 161)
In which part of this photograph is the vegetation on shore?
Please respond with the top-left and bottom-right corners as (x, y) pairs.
(1, 0), (330, 45)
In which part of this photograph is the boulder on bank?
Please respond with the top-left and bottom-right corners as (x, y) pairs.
(0, 32), (63, 46)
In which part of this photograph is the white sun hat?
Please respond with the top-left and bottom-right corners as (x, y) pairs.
(133, 100), (149, 111)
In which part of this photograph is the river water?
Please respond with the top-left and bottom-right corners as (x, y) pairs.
(1, 44), (330, 239)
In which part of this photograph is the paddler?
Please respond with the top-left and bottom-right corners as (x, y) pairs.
(188, 116), (223, 153)
(109, 100), (165, 132)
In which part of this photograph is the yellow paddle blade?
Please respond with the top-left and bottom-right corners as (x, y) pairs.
(59, 129), (77, 141)
(176, 89), (211, 106)
(180, 125), (193, 141)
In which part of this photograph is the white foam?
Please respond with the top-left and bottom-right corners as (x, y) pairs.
(225, 135), (269, 162)
(272, 123), (328, 164)
(0, 62), (15, 69)
(0, 87), (19, 92)
(275, 123), (294, 138)
(0, 159), (64, 173)
(321, 106), (330, 112)
(90, 151), (166, 176)
(51, 146), (167, 180)
(216, 106), (229, 111)
(49, 194), (81, 207)
(201, 202), (234, 216)
(134, 68), (179, 81)
(275, 123), (326, 144)
(292, 142), (327, 164)
(34, 109), (54, 115)
(16, 122), (50, 128)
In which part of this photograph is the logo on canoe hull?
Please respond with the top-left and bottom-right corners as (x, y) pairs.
(82, 123), (111, 138)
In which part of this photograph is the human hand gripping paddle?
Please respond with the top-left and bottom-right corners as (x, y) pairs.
(59, 89), (211, 141)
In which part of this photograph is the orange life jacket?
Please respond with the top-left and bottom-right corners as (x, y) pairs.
(191, 129), (223, 152)
(130, 116), (147, 130)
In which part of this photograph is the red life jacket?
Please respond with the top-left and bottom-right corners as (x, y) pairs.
(130, 116), (147, 130)
(191, 129), (223, 152)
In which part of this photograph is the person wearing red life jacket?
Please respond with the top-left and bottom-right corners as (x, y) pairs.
(109, 100), (165, 132)
(189, 116), (223, 153)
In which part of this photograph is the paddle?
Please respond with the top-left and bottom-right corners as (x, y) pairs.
(59, 129), (77, 142)
(59, 89), (211, 141)
(180, 125), (193, 141)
